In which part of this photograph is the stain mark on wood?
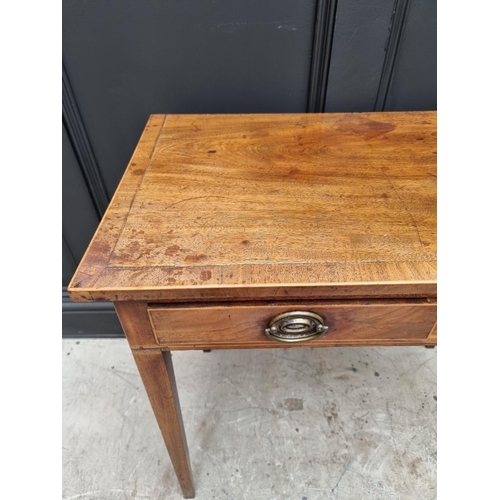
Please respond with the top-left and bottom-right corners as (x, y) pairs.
(338, 115), (396, 138)
(184, 254), (208, 264)
(200, 271), (212, 282)
(165, 245), (181, 256)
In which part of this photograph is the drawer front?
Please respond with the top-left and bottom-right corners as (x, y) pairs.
(147, 301), (437, 349)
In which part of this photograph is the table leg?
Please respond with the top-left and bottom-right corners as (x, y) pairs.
(133, 349), (195, 499)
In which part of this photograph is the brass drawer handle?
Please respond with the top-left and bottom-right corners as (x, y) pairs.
(265, 311), (329, 343)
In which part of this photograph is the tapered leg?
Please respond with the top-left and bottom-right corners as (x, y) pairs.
(133, 350), (195, 498)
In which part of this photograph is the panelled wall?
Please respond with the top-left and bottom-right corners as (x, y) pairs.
(62, 0), (436, 337)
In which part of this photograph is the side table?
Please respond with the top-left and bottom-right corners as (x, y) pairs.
(68, 112), (437, 498)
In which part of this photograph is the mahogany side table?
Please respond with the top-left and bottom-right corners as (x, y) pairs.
(68, 112), (437, 498)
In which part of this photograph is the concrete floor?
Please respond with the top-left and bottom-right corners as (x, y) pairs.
(62, 339), (436, 500)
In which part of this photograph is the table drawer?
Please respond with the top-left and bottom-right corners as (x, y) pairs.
(147, 300), (437, 349)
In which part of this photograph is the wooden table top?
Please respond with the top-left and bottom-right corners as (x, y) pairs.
(68, 112), (436, 302)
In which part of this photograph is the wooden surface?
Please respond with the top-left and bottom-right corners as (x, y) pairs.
(148, 300), (436, 349)
(68, 112), (436, 302)
(113, 301), (158, 348)
(132, 350), (195, 498)
(112, 299), (437, 350)
(426, 322), (437, 347)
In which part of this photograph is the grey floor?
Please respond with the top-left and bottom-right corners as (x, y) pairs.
(62, 339), (436, 500)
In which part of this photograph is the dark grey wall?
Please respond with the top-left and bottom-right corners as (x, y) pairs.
(62, 0), (437, 337)
(384, 0), (437, 110)
(62, 124), (99, 279)
(325, 0), (394, 112)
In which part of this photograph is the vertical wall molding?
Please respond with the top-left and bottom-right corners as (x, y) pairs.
(63, 232), (77, 268)
(374, 0), (411, 111)
(307, 0), (338, 112)
(63, 62), (109, 216)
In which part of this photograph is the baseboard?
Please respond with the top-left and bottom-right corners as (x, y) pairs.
(62, 288), (124, 338)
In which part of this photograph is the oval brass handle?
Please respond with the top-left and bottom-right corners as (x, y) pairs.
(265, 311), (329, 343)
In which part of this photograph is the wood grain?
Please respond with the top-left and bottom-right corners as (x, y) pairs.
(76, 281), (436, 303)
(68, 114), (166, 297)
(425, 321), (437, 346)
(114, 301), (157, 348)
(68, 112), (436, 302)
(154, 338), (437, 351)
(148, 300), (436, 349)
(132, 350), (195, 498)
